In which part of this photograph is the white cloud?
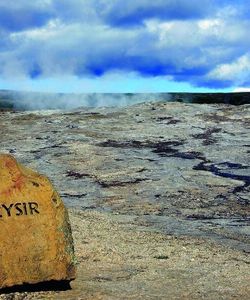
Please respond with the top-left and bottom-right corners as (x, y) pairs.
(208, 54), (250, 84)
(198, 18), (221, 30)
(10, 19), (63, 41)
(0, 0), (250, 90)
(233, 87), (250, 92)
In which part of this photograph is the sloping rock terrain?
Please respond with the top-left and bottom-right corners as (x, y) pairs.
(0, 101), (249, 299)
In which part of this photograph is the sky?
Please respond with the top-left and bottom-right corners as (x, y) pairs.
(0, 0), (250, 93)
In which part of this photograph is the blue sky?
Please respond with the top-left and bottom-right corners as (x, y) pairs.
(0, 0), (249, 93)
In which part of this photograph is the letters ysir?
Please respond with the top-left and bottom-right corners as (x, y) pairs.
(0, 202), (39, 218)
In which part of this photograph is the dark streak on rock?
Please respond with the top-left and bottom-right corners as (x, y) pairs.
(193, 161), (250, 195)
(98, 178), (147, 188)
(98, 139), (183, 150)
(30, 143), (64, 153)
(192, 127), (222, 145)
(61, 193), (87, 198)
(170, 151), (205, 160)
(98, 139), (207, 160)
(154, 116), (181, 125)
(98, 139), (186, 157)
(66, 169), (147, 188)
(66, 171), (91, 179)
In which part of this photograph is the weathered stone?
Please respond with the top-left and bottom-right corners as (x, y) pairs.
(0, 102), (249, 299)
(0, 154), (76, 289)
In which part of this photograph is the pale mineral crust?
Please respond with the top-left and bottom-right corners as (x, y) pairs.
(0, 101), (249, 299)
(0, 154), (76, 289)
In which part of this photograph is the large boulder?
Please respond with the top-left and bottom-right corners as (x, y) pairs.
(0, 154), (76, 289)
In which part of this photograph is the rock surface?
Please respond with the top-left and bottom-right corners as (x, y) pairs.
(0, 154), (76, 289)
(0, 101), (249, 299)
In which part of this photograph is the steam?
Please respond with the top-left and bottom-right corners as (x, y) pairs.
(1, 91), (172, 110)
(1, 90), (248, 110)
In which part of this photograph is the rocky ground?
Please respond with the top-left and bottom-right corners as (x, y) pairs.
(0, 101), (249, 299)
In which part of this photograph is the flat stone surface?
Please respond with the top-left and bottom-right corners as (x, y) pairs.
(0, 101), (249, 299)
(0, 154), (76, 289)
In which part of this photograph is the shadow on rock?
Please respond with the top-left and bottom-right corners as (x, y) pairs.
(0, 280), (72, 295)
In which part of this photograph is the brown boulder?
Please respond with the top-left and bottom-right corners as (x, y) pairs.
(0, 154), (76, 289)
